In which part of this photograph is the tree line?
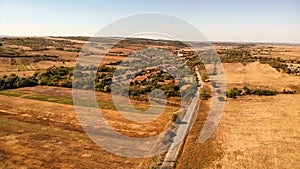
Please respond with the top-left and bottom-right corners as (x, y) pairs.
(226, 86), (296, 99)
(0, 66), (73, 91)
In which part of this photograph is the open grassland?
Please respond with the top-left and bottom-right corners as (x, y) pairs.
(0, 117), (149, 169)
(176, 60), (300, 168)
(223, 62), (300, 92)
(213, 94), (300, 168)
(176, 94), (300, 168)
(214, 43), (300, 60)
(0, 86), (180, 168)
(251, 44), (300, 60)
(0, 86), (178, 137)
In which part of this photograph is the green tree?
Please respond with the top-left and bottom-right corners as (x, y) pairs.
(171, 113), (178, 122)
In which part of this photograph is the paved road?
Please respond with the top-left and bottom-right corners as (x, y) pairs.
(161, 67), (202, 169)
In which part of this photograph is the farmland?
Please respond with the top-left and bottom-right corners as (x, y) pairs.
(0, 37), (299, 168)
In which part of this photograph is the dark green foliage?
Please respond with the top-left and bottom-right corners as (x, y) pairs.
(186, 57), (203, 68)
(35, 66), (73, 87)
(282, 89), (296, 94)
(56, 47), (64, 51)
(242, 86), (276, 96)
(219, 48), (254, 63)
(0, 73), (38, 91)
(226, 87), (242, 98)
(259, 57), (289, 72)
(227, 87), (277, 99)
(97, 65), (116, 72)
(200, 88), (211, 100)
(106, 61), (122, 65)
(171, 113), (178, 122)
(95, 79), (112, 93)
(250, 88), (276, 96)
(0, 66), (74, 91)
(75, 63), (98, 71)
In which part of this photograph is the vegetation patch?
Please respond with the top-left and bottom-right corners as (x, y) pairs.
(226, 86), (296, 98)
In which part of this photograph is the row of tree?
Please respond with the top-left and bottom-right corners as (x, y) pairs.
(226, 86), (296, 99)
(0, 66), (73, 91)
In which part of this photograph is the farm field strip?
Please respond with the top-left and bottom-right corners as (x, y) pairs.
(0, 117), (148, 168)
(0, 88), (179, 113)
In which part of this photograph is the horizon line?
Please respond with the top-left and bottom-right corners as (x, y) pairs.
(1, 35), (300, 45)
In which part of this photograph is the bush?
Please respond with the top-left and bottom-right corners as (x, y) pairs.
(226, 87), (242, 98)
(200, 88), (210, 100)
(282, 89), (296, 94)
(171, 113), (178, 122)
(0, 73), (38, 91)
(251, 88), (275, 96)
(227, 87), (276, 98)
(97, 66), (116, 72)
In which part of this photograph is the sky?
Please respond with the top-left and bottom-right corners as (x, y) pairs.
(0, 0), (299, 43)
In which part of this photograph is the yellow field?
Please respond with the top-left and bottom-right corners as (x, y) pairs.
(0, 86), (180, 168)
(176, 61), (300, 168)
(214, 94), (300, 168)
(223, 62), (300, 92)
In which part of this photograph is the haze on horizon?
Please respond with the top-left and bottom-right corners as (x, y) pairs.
(0, 0), (299, 43)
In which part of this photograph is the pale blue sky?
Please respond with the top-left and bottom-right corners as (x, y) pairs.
(0, 0), (299, 43)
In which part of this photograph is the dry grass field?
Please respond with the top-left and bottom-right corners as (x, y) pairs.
(214, 43), (300, 60)
(0, 95), (149, 168)
(214, 94), (300, 169)
(0, 86), (180, 168)
(176, 93), (300, 169)
(176, 56), (300, 168)
(223, 62), (300, 92)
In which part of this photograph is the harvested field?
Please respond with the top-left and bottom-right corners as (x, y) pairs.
(223, 62), (300, 92)
(0, 87), (179, 168)
(176, 94), (300, 168)
(213, 94), (300, 168)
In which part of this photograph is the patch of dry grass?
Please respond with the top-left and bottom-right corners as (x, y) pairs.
(213, 94), (300, 168)
(223, 62), (300, 92)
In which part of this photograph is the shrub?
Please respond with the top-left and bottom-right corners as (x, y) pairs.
(171, 113), (178, 122)
(227, 87), (277, 99)
(226, 87), (242, 98)
(200, 88), (210, 100)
